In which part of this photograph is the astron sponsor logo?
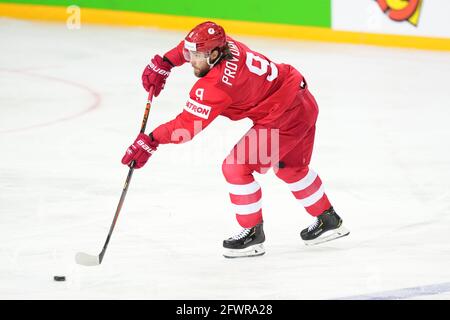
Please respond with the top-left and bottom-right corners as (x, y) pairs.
(375, 0), (423, 26)
(184, 99), (211, 119)
(148, 61), (171, 76)
(137, 140), (154, 154)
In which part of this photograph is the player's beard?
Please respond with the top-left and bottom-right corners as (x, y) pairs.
(194, 67), (209, 78)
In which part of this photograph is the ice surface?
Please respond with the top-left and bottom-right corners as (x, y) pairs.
(0, 18), (449, 299)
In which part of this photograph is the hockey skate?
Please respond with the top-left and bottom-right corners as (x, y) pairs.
(301, 207), (349, 246)
(223, 222), (265, 258)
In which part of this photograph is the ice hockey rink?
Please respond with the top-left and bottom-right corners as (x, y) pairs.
(1, 17), (449, 300)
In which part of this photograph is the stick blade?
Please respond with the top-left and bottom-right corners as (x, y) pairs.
(75, 252), (100, 266)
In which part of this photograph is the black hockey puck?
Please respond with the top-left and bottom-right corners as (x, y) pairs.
(53, 276), (66, 282)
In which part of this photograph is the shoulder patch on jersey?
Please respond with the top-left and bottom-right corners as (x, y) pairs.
(184, 98), (212, 119)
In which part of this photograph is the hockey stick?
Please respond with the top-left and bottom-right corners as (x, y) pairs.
(75, 87), (155, 266)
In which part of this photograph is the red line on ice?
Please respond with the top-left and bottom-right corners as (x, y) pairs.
(0, 68), (101, 133)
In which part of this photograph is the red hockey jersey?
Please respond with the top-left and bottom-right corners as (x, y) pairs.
(152, 37), (304, 144)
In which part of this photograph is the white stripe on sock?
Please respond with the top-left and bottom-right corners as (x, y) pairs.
(228, 181), (261, 195)
(233, 199), (262, 215)
(298, 185), (325, 207)
(288, 170), (318, 192)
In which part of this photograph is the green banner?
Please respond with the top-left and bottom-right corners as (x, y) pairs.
(0, 0), (331, 27)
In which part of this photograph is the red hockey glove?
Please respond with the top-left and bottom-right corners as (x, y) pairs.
(121, 133), (159, 169)
(141, 54), (173, 97)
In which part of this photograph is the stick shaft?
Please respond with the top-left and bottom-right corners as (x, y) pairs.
(98, 88), (154, 264)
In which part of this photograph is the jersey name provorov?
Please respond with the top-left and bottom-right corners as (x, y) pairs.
(184, 98), (212, 119)
(222, 41), (240, 87)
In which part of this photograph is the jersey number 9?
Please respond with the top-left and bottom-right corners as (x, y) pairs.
(245, 52), (278, 82)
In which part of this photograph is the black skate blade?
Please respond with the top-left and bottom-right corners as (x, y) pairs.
(304, 226), (350, 246)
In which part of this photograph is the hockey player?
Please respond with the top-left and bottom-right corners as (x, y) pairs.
(122, 21), (349, 258)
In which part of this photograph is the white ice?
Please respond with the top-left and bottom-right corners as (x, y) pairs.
(1, 18), (450, 300)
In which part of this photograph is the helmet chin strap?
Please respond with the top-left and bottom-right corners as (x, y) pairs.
(207, 52), (223, 69)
